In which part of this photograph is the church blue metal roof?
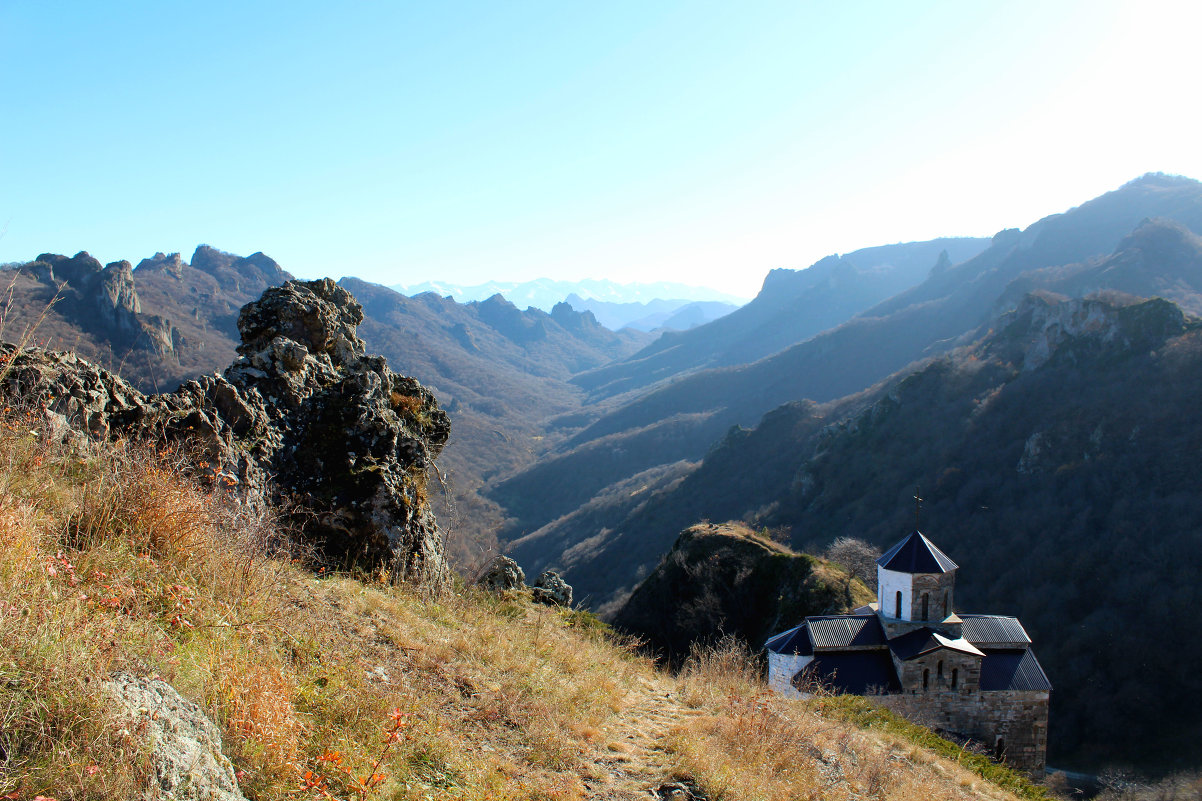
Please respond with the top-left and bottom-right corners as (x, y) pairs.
(797, 651), (901, 695)
(764, 622), (813, 655)
(979, 649), (1052, 692)
(888, 627), (985, 661)
(959, 614), (1032, 648)
(876, 531), (958, 574)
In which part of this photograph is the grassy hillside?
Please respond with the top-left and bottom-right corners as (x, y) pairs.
(0, 398), (1047, 801)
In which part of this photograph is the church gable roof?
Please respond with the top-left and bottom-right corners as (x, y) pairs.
(876, 531), (958, 574)
(889, 627), (985, 661)
(764, 622), (813, 655)
(959, 614), (1032, 649)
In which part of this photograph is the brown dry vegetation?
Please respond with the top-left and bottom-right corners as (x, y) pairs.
(0, 400), (1045, 801)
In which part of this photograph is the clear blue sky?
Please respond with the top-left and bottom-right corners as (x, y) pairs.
(3, 1), (1200, 297)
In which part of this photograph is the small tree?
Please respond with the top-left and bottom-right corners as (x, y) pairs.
(825, 536), (880, 590)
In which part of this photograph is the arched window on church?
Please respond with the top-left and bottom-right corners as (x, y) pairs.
(951, 668), (959, 689)
(922, 593), (929, 621)
(942, 591), (949, 617)
(923, 669), (929, 690)
(937, 660), (943, 682)
(895, 591), (902, 619)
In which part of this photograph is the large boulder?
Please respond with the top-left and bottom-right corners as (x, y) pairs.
(478, 556), (526, 593)
(531, 570), (573, 607)
(0, 278), (452, 586)
(105, 673), (249, 801)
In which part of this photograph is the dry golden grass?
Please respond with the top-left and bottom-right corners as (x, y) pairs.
(670, 637), (1034, 801)
(0, 401), (1048, 801)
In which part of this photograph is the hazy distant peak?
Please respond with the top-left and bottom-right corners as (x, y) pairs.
(391, 277), (748, 312)
(477, 292), (520, 311)
(1115, 216), (1199, 250)
(1120, 171), (1201, 190)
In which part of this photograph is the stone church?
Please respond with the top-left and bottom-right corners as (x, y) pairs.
(765, 531), (1050, 774)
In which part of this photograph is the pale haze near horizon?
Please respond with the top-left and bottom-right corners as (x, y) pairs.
(2, 1), (1200, 299)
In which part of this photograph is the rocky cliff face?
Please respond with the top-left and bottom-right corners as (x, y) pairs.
(24, 251), (180, 356)
(0, 278), (451, 586)
(985, 291), (1188, 371)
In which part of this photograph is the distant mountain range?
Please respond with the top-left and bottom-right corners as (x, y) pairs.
(391, 277), (748, 315)
(494, 175), (1202, 554)
(562, 293), (740, 332)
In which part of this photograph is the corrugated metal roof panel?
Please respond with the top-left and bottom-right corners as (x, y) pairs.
(959, 614), (1032, 647)
(806, 615), (887, 649)
(797, 651), (901, 694)
(877, 531), (958, 574)
(765, 622), (813, 655)
(980, 649), (1051, 692)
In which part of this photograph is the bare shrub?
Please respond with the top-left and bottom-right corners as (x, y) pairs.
(826, 536), (881, 589)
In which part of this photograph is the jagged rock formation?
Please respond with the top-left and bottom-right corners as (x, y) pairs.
(983, 291), (1187, 372)
(23, 251), (180, 356)
(0, 245), (297, 395)
(0, 278), (450, 585)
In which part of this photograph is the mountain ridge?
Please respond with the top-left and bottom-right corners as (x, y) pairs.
(490, 175), (1202, 545)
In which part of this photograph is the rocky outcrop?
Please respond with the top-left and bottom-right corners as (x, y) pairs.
(531, 570), (573, 607)
(0, 278), (451, 586)
(135, 251), (186, 278)
(476, 557), (575, 605)
(478, 556), (526, 593)
(96, 260), (142, 331)
(988, 292), (1188, 371)
(191, 245), (289, 297)
(105, 673), (249, 801)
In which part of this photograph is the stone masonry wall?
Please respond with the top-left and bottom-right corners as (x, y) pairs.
(879, 689), (1049, 775)
(892, 650), (981, 694)
(909, 572), (954, 623)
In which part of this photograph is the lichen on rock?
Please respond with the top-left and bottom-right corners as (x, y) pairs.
(478, 555), (526, 593)
(104, 672), (249, 801)
(531, 570), (573, 607)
